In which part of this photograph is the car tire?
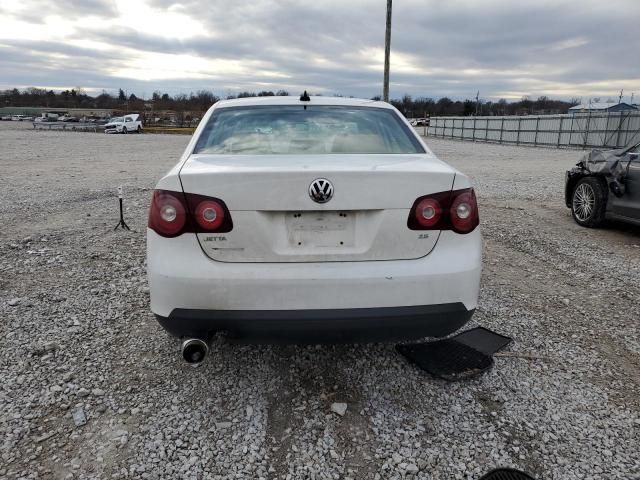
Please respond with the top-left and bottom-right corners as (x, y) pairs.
(137, 126), (142, 133)
(122, 127), (128, 134)
(571, 176), (607, 227)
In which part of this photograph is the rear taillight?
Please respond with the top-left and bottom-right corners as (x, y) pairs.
(449, 189), (478, 233)
(148, 190), (187, 237)
(408, 188), (479, 234)
(184, 192), (232, 233)
(194, 200), (224, 231)
(148, 190), (233, 238)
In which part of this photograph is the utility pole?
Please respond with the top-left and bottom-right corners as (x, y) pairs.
(383, 0), (392, 102)
(618, 89), (623, 104)
(474, 91), (480, 116)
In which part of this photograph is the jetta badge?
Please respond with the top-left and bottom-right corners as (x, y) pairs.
(308, 178), (334, 203)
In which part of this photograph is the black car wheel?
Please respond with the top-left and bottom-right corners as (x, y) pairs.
(122, 126), (128, 134)
(571, 176), (606, 227)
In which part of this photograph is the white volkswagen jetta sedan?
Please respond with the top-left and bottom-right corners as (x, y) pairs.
(147, 95), (481, 364)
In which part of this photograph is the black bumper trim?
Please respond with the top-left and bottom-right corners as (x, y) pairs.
(155, 303), (474, 343)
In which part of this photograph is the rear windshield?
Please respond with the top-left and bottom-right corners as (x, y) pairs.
(193, 105), (425, 155)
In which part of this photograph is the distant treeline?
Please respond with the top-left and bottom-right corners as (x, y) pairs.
(386, 94), (580, 116)
(1, 87), (581, 116)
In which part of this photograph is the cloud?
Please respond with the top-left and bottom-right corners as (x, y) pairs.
(0, 0), (638, 100)
(550, 37), (589, 51)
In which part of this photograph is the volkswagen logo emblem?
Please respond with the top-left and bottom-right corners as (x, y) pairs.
(308, 178), (334, 203)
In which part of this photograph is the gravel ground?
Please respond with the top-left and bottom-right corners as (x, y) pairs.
(1, 122), (639, 479)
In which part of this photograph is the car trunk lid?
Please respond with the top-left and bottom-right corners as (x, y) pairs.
(179, 154), (456, 262)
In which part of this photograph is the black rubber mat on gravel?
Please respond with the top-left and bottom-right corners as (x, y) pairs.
(454, 327), (512, 356)
(478, 468), (536, 480)
(396, 327), (512, 381)
(397, 339), (494, 381)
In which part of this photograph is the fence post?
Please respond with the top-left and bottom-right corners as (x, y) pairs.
(499, 117), (504, 144)
(557, 116), (563, 147)
(485, 117), (489, 141)
(461, 117), (465, 140)
(423, 111), (427, 137)
(583, 110), (592, 149)
(616, 113), (625, 147)
(473, 116), (477, 141)
(534, 116), (540, 146)
(569, 115), (575, 147)
(516, 117), (522, 145)
(604, 113), (612, 147)
(625, 113), (638, 146)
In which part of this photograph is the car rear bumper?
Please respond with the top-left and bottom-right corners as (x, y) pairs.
(147, 228), (481, 340)
(156, 303), (474, 342)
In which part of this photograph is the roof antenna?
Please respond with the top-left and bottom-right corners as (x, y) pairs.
(300, 90), (311, 102)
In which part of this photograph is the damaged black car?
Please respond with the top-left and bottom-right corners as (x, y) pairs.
(565, 142), (640, 227)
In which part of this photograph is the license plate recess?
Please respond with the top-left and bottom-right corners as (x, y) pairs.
(286, 211), (355, 248)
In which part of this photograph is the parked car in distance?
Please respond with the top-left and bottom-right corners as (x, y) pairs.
(104, 113), (143, 134)
(565, 142), (640, 227)
(58, 115), (79, 122)
(35, 112), (60, 122)
(84, 115), (103, 124)
(147, 95), (481, 365)
(411, 118), (430, 127)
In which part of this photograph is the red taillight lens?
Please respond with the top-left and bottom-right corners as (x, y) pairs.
(408, 188), (479, 234)
(148, 190), (187, 237)
(194, 200), (224, 231)
(148, 190), (233, 238)
(184, 193), (233, 234)
(415, 197), (442, 228)
(449, 189), (478, 233)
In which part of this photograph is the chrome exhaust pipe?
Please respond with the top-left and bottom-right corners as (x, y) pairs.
(181, 338), (209, 367)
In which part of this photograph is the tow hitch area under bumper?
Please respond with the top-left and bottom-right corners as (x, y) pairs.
(155, 303), (474, 343)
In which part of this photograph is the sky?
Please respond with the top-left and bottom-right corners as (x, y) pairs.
(0, 0), (639, 102)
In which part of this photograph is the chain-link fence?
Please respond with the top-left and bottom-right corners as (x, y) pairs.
(427, 111), (640, 149)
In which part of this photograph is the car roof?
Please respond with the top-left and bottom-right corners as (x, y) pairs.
(214, 95), (393, 109)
